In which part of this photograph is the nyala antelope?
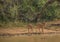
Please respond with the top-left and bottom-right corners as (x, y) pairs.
(36, 22), (46, 33)
(27, 23), (33, 34)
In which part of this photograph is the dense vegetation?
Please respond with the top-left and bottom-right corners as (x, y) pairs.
(0, 0), (60, 27)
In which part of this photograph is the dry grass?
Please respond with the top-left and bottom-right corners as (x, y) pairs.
(0, 35), (60, 42)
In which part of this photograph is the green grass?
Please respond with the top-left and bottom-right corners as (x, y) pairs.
(0, 35), (60, 42)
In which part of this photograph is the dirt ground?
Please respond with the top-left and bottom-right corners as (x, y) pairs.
(0, 28), (60, 34)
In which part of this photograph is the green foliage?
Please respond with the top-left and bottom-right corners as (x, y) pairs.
(0, 0), (60, 27)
